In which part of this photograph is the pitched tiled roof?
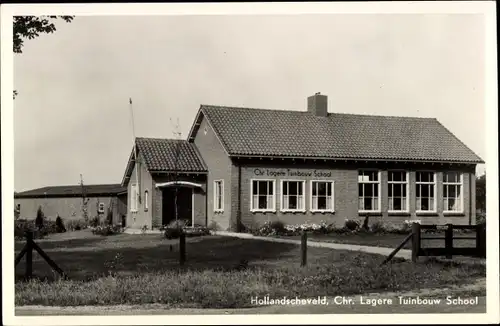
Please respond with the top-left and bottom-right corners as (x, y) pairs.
(15, 184), (126, 199)
(199, 105), (483, 163)
(135, 137), (207, 172)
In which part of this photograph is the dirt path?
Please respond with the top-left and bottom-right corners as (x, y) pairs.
(16, 278), (486, 315)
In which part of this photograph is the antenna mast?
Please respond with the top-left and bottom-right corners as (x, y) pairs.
(129, 98), (141, 204)
(170, 117), (182, 223)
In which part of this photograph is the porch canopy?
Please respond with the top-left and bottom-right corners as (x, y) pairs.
(155, 181), (203, 189)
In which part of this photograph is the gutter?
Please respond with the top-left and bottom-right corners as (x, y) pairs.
(237, 164), (242, 232)
(469, 171), (473, 225)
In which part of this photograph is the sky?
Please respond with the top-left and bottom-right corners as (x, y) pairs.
(13, 13), (487, 192)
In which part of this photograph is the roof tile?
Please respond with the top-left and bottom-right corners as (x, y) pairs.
(201, 105), (483, 163)
(136, 138), (207, 172)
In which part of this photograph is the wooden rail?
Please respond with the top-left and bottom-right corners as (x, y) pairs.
(15, 231), (67, 280)
(412, 223), (486, 262)
(383, 223), (486, 264)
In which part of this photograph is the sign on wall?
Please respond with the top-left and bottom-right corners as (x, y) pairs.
(253, 168), (332, 178)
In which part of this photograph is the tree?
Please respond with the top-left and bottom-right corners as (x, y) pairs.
(476, 172), (486, 213)
(13, 15), (74, 98)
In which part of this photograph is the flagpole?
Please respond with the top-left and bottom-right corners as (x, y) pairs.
(129, 98), (141, 204)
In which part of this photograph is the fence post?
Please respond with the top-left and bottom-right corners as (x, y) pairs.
(301, 231), (307, 267)
(179, 232), (186, 265)
(445, 223), (453, 259)
(25, 231), (33, 280)
(411, 223), (420, 263)
(476, 223), (486, 258)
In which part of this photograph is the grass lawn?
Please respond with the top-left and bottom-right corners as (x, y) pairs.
(15, 231), (485, 308)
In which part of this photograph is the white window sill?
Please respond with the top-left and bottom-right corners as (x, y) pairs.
(416, 211), (438, 215)
(280, 210), (306, 214)
(310, 210), (335, 214)
(388, 210), (411, 215)
(251, 210), (276, 214)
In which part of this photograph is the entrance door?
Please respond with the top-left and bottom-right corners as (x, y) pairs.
(162, 187), (193, 226)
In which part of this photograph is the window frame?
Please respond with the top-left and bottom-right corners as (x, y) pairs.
(98, 202), (105, 214)
(213, 180), (224, 213)
(309, 180), (335, 213)
(387, 170), (410, 213)
(358, 170), (382, 213)
(415, 171), (437, 213)
(250, 179), (276, 213)
(130, 183), (138, 213)
(144, 190), (149, 212)
(443, 172), (464, 214)
(280, 179), (306, 213)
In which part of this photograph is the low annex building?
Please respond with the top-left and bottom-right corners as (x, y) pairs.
(14, 184), (127, 224)
(122, 93), (484, 231)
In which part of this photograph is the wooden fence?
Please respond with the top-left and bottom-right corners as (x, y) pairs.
(411, 223), (486, 261)
(15, 231), (67, 280)
(383, 223), (486, 264)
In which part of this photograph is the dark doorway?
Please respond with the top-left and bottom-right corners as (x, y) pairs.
(162, 187), (193, 226)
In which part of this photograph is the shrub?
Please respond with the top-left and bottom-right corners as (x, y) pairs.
(15, 219), (59, 240)
(106, 207), (113, 225)
(476, 212), (486, 225)
(344, 219), (360, 231)
(92, 224), (123, 236)
(207, 221), (221, 231)
(251, 221), (284, 236)
(55, 215), (66, 233)
(184, 226), (211, 237)
(89, 216), (100, 228)
(164, 227), (184, 239)
(370, 221), (386, 234)
(35, 206), (44, 230)
(66, 219), (88, 231)
(167, 219), (188, 229)
(388, 222), (413, 234)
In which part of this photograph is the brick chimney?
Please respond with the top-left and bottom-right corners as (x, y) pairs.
(307, 92), (328, 117)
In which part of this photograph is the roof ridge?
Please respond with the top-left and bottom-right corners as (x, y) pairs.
(136, 137), (187, 142)
(201, 104), (437, 120)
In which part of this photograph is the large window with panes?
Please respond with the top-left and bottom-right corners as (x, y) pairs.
(443, 172), (463, 213)
(388, 171), (409, 212)
(310, 180), (335, 212)
(251, 180), (275, 212)
(281, 180), (306, 212)
(416, 171), (436, 212)
(358, 170), (380, 212)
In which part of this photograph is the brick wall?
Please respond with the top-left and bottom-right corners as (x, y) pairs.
(126, 152), (154, 229)
(231, 160), (477, 230)
(15, 196), (117, 222)
(192, 114), (233, 231)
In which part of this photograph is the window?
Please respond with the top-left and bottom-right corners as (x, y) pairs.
(281, 180), (305, 212)
(130, 183), (138, 212)
(443, 172), (463, 212)
(310, 181), (335, 212)
(358, 170), (380, 212)
(144, 190), (149, 212)
(98, 202), (105, 213)
(251, 180), (275, 212)
(214, 180), (224, 212)
(388, 171), (409, 212)
(416, 172), (436, 212)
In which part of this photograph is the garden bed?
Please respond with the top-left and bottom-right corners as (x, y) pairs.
(15, 233), (485, 308)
